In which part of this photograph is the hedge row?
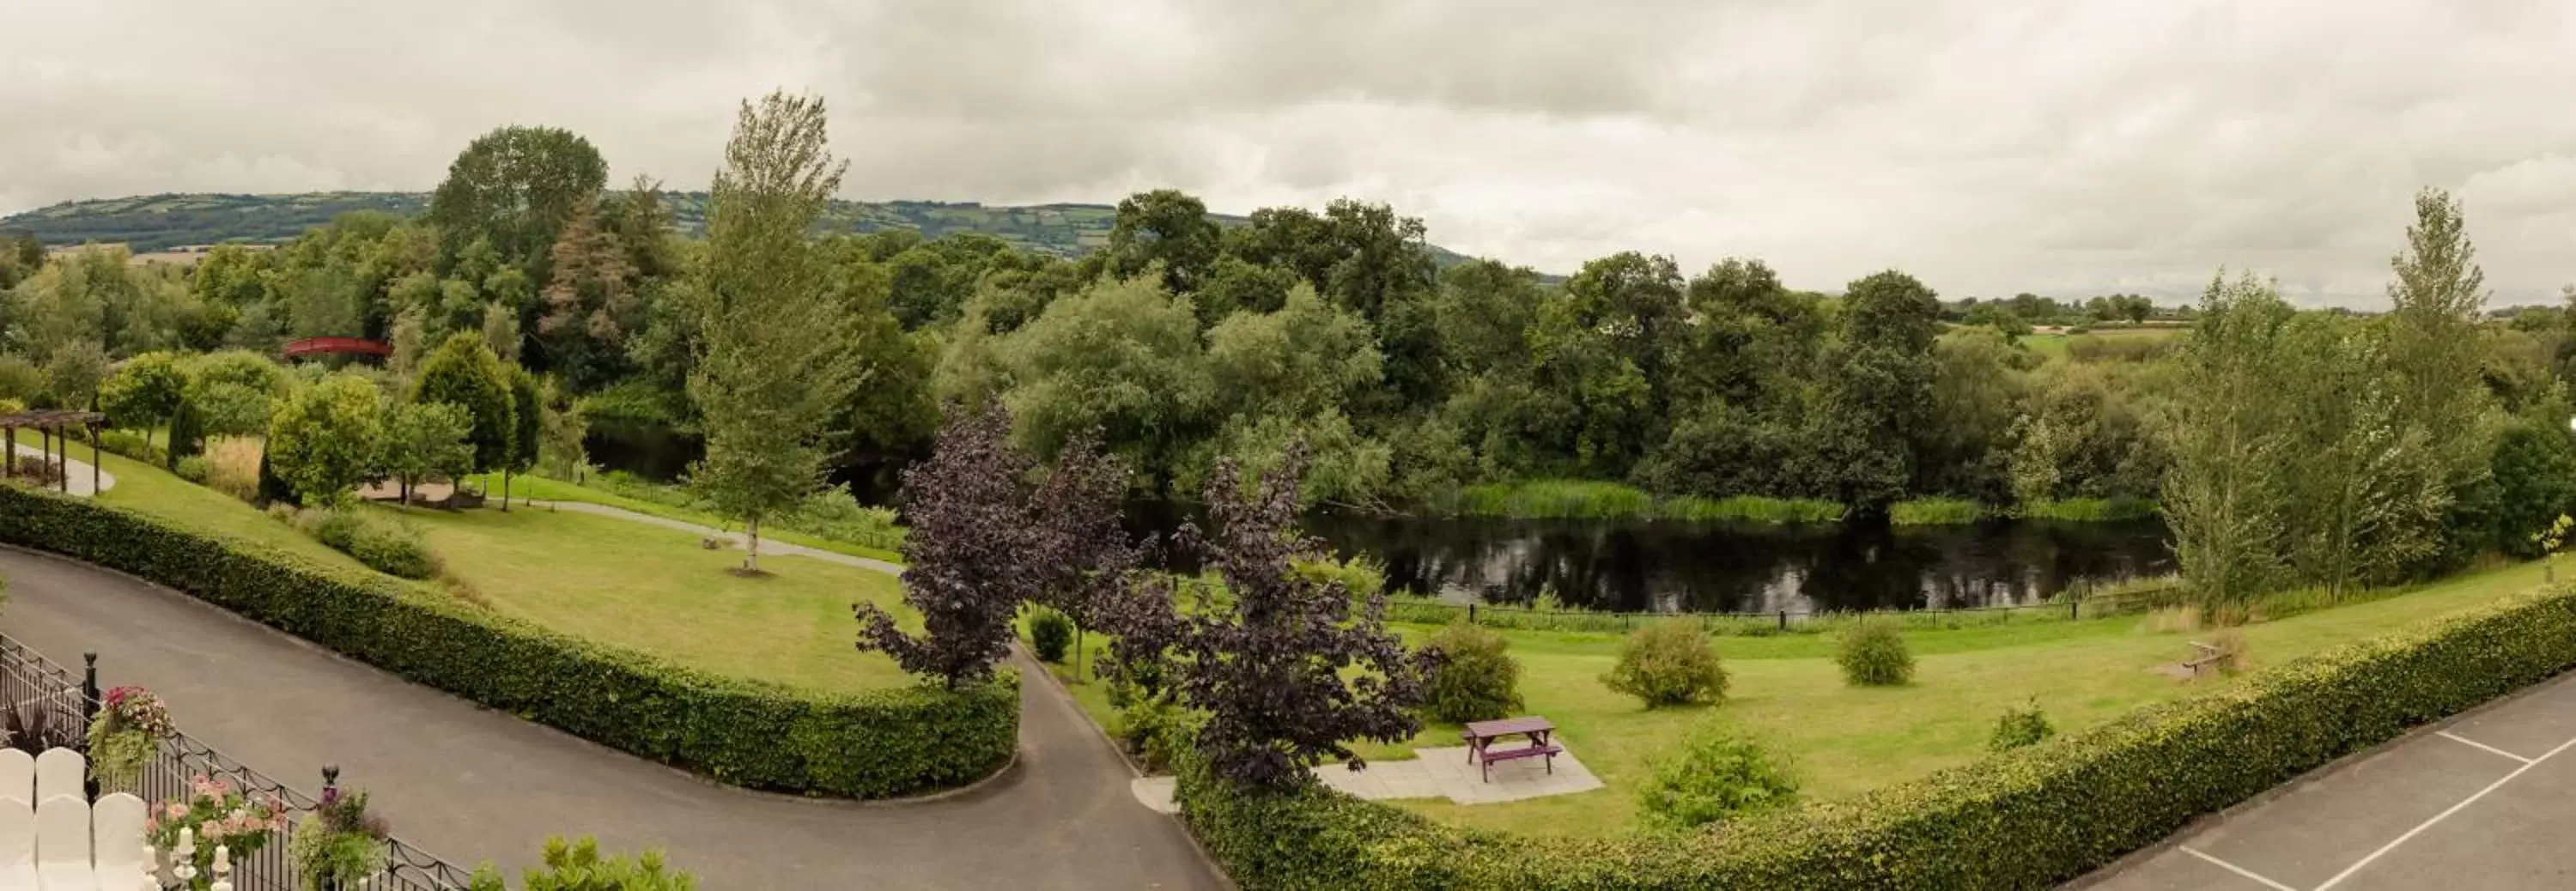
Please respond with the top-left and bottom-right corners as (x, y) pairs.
(0, 484), (1017, 798)
(1178, 582), (2576, 889)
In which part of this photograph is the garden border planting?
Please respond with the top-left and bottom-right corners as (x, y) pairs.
(0, 483), (1018, 799)
(1176, 582), (2576, 889)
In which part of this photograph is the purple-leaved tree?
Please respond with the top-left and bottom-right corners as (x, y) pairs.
(855, 403), (1040, 688)
(858, 404), (1146, 688)
(1145, 446), (1430, 788)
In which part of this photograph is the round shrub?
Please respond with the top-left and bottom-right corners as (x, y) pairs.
(1836, 617), (1915, 687)
(1420, 617), (1522, 724)
(1030, 608), (1074, 664)
(1636, 722), (1800, 829)
(1990, 699), (2055, 751)
(1601, 618), (1727, 708)
(173, 455), (211, 484)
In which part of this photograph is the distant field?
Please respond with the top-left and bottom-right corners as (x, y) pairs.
(0, 191), (1475, 265)
(2022, 324), (2187, 360)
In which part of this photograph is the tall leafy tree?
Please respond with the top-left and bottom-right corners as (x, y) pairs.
(410, 332), (517, 477)
(2164, 272), (2300, 612)
(536, 195), (642, 390)
(998, 274), (1212, 488)
(689, 91), (864, 572)
(2383, 187), (2494, 571)
(428, 125), (611, 284)
(97, 352), (188, 439)
(1105, 190), (1222, 298)
(1816, 270), (1942, 507)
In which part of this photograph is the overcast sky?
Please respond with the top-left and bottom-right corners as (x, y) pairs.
(5, 0), (2574, 306)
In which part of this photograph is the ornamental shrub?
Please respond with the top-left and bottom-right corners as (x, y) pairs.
(1602, 618), (1727, 708)
(296, 507), (441, 580)
(1990, 700), (2056, 752)
(173, 455), (211, 484)
(468, 835), (700, 891)
(1030, 608), (1074, 664)
(0, 483), (1016, 799)
(1836, 616), (1915, 687)
(1420, 618), (1522, 724)
(1115, 687), (1186, 774)
(1636, 723), (1801, 829)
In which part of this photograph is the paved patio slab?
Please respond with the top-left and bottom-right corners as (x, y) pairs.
(1315, 743), (1603, 805)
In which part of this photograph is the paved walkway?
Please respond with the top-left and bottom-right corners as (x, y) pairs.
(0, 546), (1224, 889)
(2078, 670), (2576, 890)
(6, 444), (114, 496)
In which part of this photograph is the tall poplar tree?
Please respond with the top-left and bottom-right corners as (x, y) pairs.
(688, 91), (862, 573)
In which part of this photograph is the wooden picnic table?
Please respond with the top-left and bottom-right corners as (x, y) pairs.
(1462, 716), (1561, 782)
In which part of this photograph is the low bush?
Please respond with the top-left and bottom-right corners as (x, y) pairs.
(469, 835), (699, 891)
(1175, 583), (2576, 890)
(0, 484), (1018, 799)
(173, 455), (211, 483)
(1115, 687), (1186, 774)
(296, 508), (441, 580)
(1601, 619), (1726, 708)
(1835, 617), (1916, 687)
(1029, 609), (1073, 664)
(93, 429), (165, 466)
(1636, 723), (1800, 829)
(1990, 700), (2055, 752)
(1420, 618), (1522, 724)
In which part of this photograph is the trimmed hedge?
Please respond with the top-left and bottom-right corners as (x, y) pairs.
(1177, 582), (2576, 889)
(0, 484), (1016, 799)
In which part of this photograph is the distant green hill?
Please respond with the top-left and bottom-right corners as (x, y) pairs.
(0, 191), (1479, 266)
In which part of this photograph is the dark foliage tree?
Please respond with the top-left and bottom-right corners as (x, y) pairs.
(1148, 446), (1431, 788)
(854, 403), (1045, 688)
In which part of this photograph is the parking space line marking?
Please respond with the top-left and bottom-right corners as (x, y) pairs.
(2180, 846), (2296, 891)
(2435, 730), (2532, 763)
(2314, 734), (2576, 891)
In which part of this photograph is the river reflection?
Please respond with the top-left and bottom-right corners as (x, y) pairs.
(1296, 513), (2174, 614)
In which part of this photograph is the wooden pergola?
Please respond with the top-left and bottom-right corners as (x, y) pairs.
(0, 409), (106, 495)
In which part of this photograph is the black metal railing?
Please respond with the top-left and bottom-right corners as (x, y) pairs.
(0, 634), (477, 889)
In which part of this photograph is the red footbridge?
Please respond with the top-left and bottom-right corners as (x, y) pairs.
(281, 336), (392, 361)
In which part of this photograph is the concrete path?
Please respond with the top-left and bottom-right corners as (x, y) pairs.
(0, 546), (1224, 889)
(2077, 670), (2576, 891)
(6, 443), (114, 496)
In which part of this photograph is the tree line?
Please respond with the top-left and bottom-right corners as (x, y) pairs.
(3, 108), (2569, 554)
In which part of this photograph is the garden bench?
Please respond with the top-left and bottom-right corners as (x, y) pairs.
(1463, 716), (1562, 782)
(2184, 640), (2227, 676)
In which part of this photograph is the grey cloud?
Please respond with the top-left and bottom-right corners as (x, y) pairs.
(6, 0), (2576, 306)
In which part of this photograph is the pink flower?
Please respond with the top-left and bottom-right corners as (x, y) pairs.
(164, 803), (187, 819)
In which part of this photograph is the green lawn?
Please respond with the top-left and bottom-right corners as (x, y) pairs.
(83, 452), (921, 698)
(87, 449), (377, 573)
(1029, 558), (2553, 839)
(390, 503), (920, 696)
(467, 472), (904, 564)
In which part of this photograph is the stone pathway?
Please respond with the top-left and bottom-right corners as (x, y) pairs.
(1130, 743), (1605, 810)
(1318, 744), (1605, 804)
(5, 443), (115, 497)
